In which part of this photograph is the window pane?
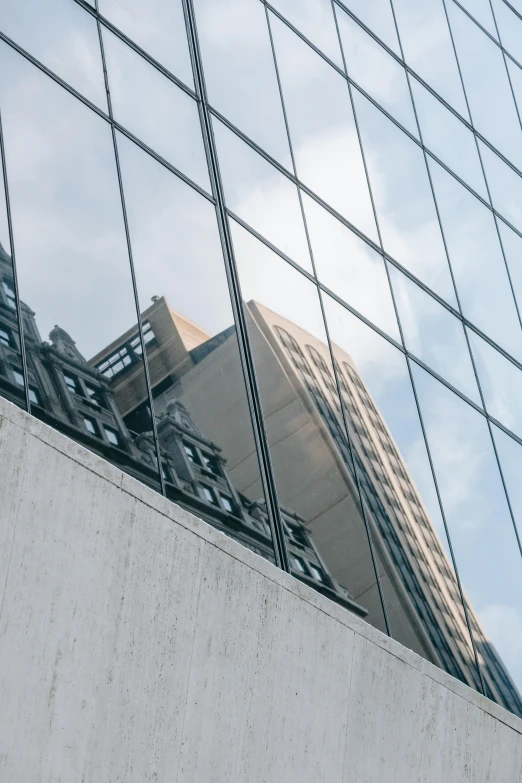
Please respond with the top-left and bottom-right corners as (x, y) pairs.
(496, 218), (522, 318)
(491, 0), (522, 64)
(410, 76), (488, 200)
(338, 0), (400, 53)
(301, 192), (400, 340)
(428, 158), (522, 360)
(231, 218), (389, 631)
(336, 8), (417, 136)
(193, 0), (291, 167)
(269, 0), (342, 66)
(491, 424), (522, 545)
(102, 28), (210, 191)
(447, 1), (522, 170)
(98, 0), (193, 87)
(114, 131), (279, 564)
(479, 140), (522, 235)
(412, 362), (522, 716)
(352, 88), (457, 305)
(0, 43), (161, 492)
(323, 294), (483, 690)
(506, 57), (522, 121)
(270, 15), (378, 243)
(213, 117), (312, 272)
(468, 329), (522, 438)
(392, 0), (469, 118)
(0, 0), (107, 110)
(388, 264), (481, 404)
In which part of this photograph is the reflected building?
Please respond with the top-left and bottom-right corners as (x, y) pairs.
(0, 243), (362, 617)
(90, 290), (522, 716)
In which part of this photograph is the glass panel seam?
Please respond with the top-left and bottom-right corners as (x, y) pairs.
(184, 0), (290, 572)
(0, 30), (215, 205)
(404, 353), (487, 695)
(266, 0), (393, 632)
(320, 285), (393, 637)
(95, 2), (166, 496)
(71, 0), (198, 98)
(441, 0), (522, 341)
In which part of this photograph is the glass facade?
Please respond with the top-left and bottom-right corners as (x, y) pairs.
(1, 0), (522, 717)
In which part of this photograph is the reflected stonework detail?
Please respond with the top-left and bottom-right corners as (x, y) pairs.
(3, 0), (522, 721)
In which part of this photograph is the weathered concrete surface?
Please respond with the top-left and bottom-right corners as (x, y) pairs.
(0, 396), (520, 782)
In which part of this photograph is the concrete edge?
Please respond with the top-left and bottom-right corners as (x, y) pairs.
(2, 396), (522, 736)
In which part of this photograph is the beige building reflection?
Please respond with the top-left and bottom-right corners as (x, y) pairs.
(91, 294), (521, 715)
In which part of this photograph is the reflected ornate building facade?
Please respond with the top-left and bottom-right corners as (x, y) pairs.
(0, 243), (362, 617)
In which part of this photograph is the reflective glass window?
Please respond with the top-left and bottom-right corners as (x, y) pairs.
(412, 362), (522, 713)
(491, 424), (522, 544)
(98, 0), (194, 87)
(102, 28), (210, 192)
(392, 0), (469, 118)
(506, 57), (522, 119)
(193, 0), (291, 167)
(428, 158), (522, 361)
(336, 0), (400, 53)
(491, 0), (522, 64)
(468, 329), (522, 438)
(388, 265), (481, 404)
(270, 15), (378, 243)
(456, 0), (497, 36)
(447, 1), (522, 170)
(410, 76), (488, 200)
(231, 218), (389, 633)
(336, 8), (417, 136)
(212, 117), (312, 272)
(323, 294), (482, 689)
(0, 0), (107, 110)
(269, 0), (343, 66)
(479, 140), (522, 236)
(0, 42), (161, 491)
(115, 130), (279, 563)
(352, 88), (457, 305)
(301, 193), (400, 340)
(496, 218), (522, 318)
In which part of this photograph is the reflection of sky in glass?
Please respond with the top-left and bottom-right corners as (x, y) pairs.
(0, 41), (137, 358)
(412, 363), (522, 691)
(2, 0), (522, 711)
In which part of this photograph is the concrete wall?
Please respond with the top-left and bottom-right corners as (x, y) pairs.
(0, 395), (521, 782)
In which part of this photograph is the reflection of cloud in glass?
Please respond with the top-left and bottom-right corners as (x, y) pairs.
(194, 0), (292, 166)
(0, 42), (137, 358)
(271, 15), (378, 243)
(1, 0), (107, 110)
(117, 131), (233, 336)
(99, 0), (194, 87)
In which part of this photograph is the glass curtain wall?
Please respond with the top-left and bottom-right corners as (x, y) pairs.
(1, 0), (522, 718)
